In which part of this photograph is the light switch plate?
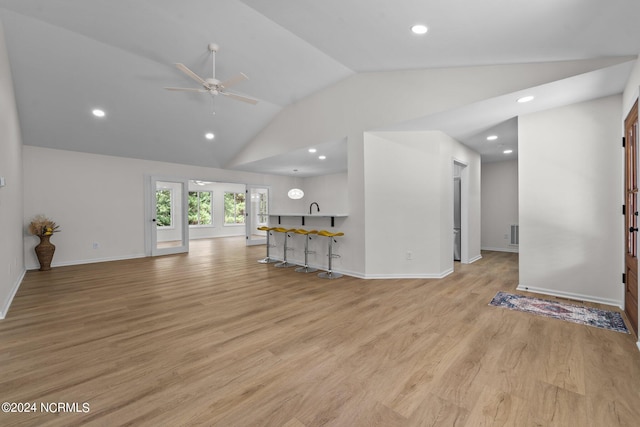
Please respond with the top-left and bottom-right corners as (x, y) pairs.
(0, 176), (5, 187)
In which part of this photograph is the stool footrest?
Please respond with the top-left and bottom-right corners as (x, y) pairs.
(275, 261), (297, 268)
(318, 271), (343, 279)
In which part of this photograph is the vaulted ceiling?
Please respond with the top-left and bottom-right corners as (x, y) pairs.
(1, 0), (639, 175)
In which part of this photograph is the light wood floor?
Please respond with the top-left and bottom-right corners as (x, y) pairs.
(1, 238), (639, 426)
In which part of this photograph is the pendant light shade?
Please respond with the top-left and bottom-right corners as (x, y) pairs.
(288, 188), (304, 200)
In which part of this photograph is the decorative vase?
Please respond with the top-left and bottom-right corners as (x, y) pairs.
(35, 234), (56, 271)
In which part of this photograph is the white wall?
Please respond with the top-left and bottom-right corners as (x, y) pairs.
(362, 131), (481, 278)
(364, 132), (443, 277)
(22, 146), (296, 269)
(0, 19), (24, 318)
(275, 172), (348, 215)
(623, 56), (640, 117)
(518, 95), (623, 306)
(482, 160), (519, 252)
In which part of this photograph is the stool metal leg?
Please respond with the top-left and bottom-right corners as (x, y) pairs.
(258, 230), (278, 264)
(318, 236), (342, 279)
(275, 231), (297, 268)
(295, 234), (317, 273)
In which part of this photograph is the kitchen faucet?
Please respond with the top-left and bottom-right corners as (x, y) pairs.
(309, 202), (320, 214)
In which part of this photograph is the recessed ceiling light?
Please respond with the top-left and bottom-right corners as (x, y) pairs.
(504, 149), (513, 154)
(517, 95), (535, 103)
(486, 135), (498, 141)
(318, 155), (326, 160)
(308, 148), (317, 153)
(205, 132), (215, 140)
(411, 24), (428, 35)
(92, 109), (105, 118)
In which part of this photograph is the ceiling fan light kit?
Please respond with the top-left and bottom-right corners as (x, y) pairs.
(165, 43), (258, 105)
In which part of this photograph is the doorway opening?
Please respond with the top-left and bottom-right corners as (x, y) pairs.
(453, 160), (469, 265)
(148, 177), (190, 256)
(147, 177), (271, 257)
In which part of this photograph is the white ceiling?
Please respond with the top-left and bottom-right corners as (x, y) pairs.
(1, 0), (639, 174)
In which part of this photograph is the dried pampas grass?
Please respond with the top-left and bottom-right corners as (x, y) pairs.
(28, 215), (60, 236)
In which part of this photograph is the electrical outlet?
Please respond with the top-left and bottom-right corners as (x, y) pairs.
(92, 242), (99, 249)
(406, 251), (413, 260)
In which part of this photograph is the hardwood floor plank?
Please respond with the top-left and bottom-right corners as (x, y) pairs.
(0, 238), (638, 426)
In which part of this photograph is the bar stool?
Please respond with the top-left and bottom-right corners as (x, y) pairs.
(317, 230), (344, 279)
(274, 227), (298, 268)
(256, 226), (279, 264)
(294, 229), (318, 273)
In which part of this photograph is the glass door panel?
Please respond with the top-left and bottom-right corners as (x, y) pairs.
(150, 177), (189, 256)
(246, 186), (269, 246)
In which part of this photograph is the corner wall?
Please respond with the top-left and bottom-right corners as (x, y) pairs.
(623, 56), (640, 116)
(518, 95), (623, 306)
(0, 19), (24, 318)
(363, 131), (481, 278)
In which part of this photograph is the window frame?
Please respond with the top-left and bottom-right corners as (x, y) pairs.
(224, 191), (246, 226)
(188, 190), (214, 228)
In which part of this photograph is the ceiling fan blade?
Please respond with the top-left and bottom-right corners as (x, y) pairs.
(175, 63), (209, 87)
(221, 91), (259, 105)
(164, 87), (208, 92)
(219, 72), (248, 89)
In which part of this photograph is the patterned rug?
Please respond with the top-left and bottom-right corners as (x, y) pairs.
(489, 291), (629, 333)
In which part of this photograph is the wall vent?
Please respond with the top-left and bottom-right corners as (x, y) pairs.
(510, 224), (519, 246)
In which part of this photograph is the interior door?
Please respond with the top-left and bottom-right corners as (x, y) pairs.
(246, 186), (269, 246)
(624, 101), (639, 336)
(149, 176), (189, 256)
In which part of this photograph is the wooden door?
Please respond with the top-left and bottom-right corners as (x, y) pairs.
(624, 101), (639, 336)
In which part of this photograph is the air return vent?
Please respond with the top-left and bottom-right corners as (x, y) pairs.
(510, 224), (519, 246)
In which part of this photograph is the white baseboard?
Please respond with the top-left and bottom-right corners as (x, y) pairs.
(637, 341), (640, 353)
(0, 268), (26, 319)
(467, 254), (483, 264)
(26, 253), (147, 271)
(189, 234), (244, 240)
(348, 268), (454, 280)
(516, 284), (623, 309)
(270, 260), (454, 280)
(481, 246), (519, 253)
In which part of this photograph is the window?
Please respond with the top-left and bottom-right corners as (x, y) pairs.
(188, 191), (213, 226)
(258, 192), (268, 218)
(155, 189), (173, 227)
(224, 192), (245, 224)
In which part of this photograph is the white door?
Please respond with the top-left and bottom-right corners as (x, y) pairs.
(246, 186), (269, 246)
(148, 176), (189, 256)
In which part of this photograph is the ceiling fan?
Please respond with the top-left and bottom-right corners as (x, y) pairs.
(165, 43), (258, 105)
